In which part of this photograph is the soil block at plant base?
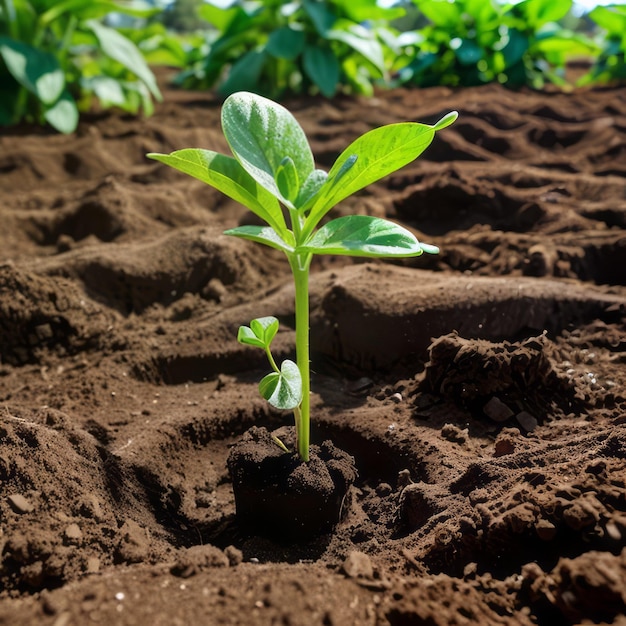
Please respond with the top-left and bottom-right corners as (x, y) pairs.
(227, 426), (357, 540)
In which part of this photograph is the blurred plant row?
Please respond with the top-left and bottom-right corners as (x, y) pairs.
(1, 0), (625, 133)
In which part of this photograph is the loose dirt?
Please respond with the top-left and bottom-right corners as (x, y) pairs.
(0, 80), (625, 625)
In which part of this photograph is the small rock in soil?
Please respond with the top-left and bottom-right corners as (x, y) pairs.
(483, 396), (514, 422)
(64, 523), (82, 544)
(341, 551), (374, 580)
(516, 411), (538, 431)
(171, 545), (229, 578)
(8, 493), (34, 514)
(535, 518), (557, 541)
(115, 519), (150, 564)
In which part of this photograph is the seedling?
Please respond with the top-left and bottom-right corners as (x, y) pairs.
(148, 92), (456, 461)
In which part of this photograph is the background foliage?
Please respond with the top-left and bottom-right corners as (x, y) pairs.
(0, 0), (163, 133)
(1, 0), (624, 132)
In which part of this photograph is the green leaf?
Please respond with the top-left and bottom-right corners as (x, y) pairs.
(221, 91), (315, 206)
(303, 0), (336, 35)
(418, 0), (461, 28)
(453, 39), (484, 66)
(590, 5), (626, 36)
(327, 24), (386, 75)
(516, 0), (572, 28)
(43, 90), (79, 134)
(275, 156), (299, 204)
(0, 38), (64, 104)
(302, 215), (431, 257)
(302, 44), (339, 97)
(85, 20), (161, 101)
(218, 50), (267, 96)
(304, 116), (454, 234)
(433, 111), (458, 131)
(237, 326), (265, 349)
(147, 149), (289, 237)
(238, 316), (279, 349)
(198, 2), (241, 31)
(296, 169), (328, 210)
(250, 317), (279, 345)
(40, 0), (157, 25)
(267, 27), (306, 60)
(259, 359), (302, 410)
(225, 225), (295, 254)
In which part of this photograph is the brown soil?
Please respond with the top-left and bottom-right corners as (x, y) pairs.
(1, 80), (625, 625)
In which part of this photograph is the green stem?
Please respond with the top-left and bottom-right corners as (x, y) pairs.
(265, 346), (279, 374)
(290, 253), (311, 462)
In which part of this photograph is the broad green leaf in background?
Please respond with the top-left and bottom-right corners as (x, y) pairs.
(515, 0), (572, 28)
(339, 0), (405, 22)
(302, 0), (336, 36)
(302, 44), (339, 97)
(221, 92), (315, 206)
(39, 0), (158, 25)
(452, 38), (484, 66)
(197, 2), (241, 31)
(327, 23), (386, 76)
(147, 149), (288, 237)
(417, 0), (461, 29)
(87, 76), (126, 107)
(218, 50), (267, 96)
(86, 19), (162, 101)
(301, 215), (429, 257)
(0, 38), (64, 104)
(259, 359), (302, 411)
(42, 90), (79, 133)
(266, 27), (306, 60)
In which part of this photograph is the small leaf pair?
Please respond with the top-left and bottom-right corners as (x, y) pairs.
(238, 317), (302, 411)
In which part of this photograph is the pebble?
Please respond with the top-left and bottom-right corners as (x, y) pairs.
(8, 494), (34, 514)
(64, 523), (82, 543)
(342, 551), (374, 580)
(483, 396), (514, 422)
(604, 521), (622, 542)
(535, 518), (557, 541)
(86, 556), (101, 573)
(516, 411), (538, 432)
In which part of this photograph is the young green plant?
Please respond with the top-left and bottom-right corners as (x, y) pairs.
(148, 92), (456, 461)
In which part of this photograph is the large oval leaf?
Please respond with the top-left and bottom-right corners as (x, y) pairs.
(303, 113), (457, 237)
(221, 92), (315, 207)
(301, 215), (435, 257)
(259, 359), (302, 410)
(147, 149), (288, 237)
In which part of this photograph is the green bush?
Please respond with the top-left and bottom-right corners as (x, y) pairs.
(584, 4), (626, 84)
(396, 0), (597, 89)
(0, 0), (162, 133)
(174, 0), (405, 98)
